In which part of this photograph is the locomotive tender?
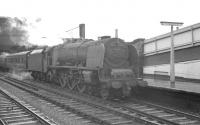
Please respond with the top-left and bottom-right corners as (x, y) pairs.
(0, 36), (139, 99)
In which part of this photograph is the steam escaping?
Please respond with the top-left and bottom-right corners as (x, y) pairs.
(35, 17), (42, 23)
(0, 52), (9, 56)
(7, 66), (33, 80)
(8, 70), (33, 81)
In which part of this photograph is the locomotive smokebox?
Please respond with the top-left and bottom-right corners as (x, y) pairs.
(79, 24), (85, 39)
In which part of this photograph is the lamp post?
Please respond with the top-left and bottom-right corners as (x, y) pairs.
(160, 21), (183, 85)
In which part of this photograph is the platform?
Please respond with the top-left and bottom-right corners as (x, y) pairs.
(144, 78), (200, 94)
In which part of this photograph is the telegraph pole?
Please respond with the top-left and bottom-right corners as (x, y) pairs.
(160, 21), (183, 85)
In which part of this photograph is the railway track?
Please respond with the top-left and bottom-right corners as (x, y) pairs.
(123, 99), (200, 125)
(2, 73), (200, 125)
(61, 86), (200, 125)
(0, 75), (143, 125)
(0, 86), (56, 125)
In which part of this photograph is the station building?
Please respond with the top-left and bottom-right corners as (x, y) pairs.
(143, 23), (200, 81)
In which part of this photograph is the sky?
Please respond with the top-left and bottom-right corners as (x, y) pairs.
(0, 0), (200, 46)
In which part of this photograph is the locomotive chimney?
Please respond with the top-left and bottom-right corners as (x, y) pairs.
(79, 24), (85, 39)
(115, 29), (118, 38)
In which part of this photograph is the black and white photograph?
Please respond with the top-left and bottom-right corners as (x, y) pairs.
(0, 0), (200, 125)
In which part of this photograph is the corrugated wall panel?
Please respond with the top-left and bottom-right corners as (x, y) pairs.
(157, 37), (170, 50)
(144, 60), (200, 79)
(193, 28), (200, 42)
(144, 45), (200, 66)
(144, 25), (200, 54)
(174, 31), (192, 46)
(144, 42), (155, 53)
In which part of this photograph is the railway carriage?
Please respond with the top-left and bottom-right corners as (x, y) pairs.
(0, 54), (9, 71)
(5, 51), (30, 72)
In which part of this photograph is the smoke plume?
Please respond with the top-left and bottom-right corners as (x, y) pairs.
(0, 16), (32, 52)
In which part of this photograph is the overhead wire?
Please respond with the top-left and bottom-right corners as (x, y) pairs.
(65, 26), (79, 38)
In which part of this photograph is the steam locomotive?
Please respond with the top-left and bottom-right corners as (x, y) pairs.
(0, 37), (139, 99)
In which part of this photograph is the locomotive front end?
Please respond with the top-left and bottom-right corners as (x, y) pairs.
(99, 38), (138, 99)
(99, 68), (137, 99)
(111, 69), (137, 96)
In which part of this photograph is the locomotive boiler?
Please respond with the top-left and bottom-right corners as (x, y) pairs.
(46, 37), (139, 99)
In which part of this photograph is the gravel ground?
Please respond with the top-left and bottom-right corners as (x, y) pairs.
(24, 80), (145, 125)
(3, 73), (145, 125)
(0, 79), (98, 125)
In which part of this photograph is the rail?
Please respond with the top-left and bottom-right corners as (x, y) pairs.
(0, 85), (56, 125)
